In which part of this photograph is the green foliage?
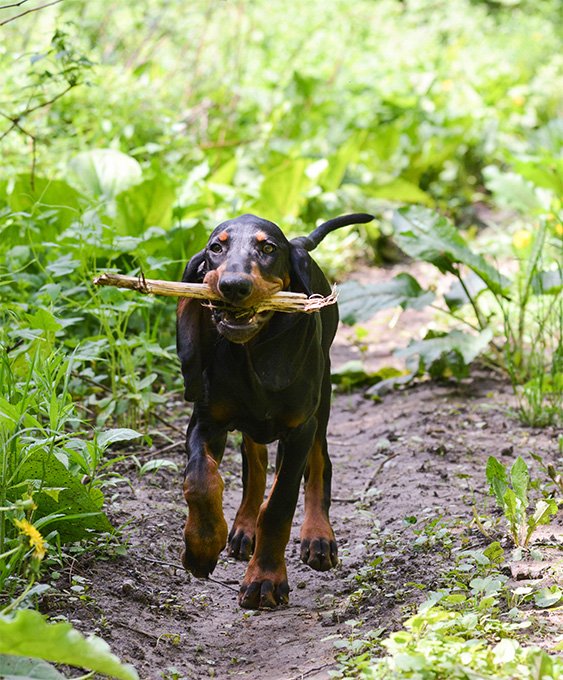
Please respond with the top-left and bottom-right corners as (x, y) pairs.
(396, 329), (494, 381)
(334, 537), (562, 679)
(393, 207), (510, 296)
(331, 361), (406, 392)
(338, 275), (435, 326)
(0, 609), (138, 680)
(341, 203), (562, 424)
(365, 605), (561, 680)
(486, 456), (558, 547)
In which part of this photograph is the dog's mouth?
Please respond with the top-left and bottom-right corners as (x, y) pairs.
(210, 304), (273, 343)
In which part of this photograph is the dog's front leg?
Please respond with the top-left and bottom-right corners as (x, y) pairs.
(181, 407), (228, 578)
(238, 419), (316, 609)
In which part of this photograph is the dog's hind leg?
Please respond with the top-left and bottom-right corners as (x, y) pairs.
(228, 434), (268, 561)
(300, 373), (338, 571)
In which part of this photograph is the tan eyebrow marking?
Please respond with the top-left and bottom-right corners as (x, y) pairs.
(218, 231), (229, 242)
(255, 231), (267, 242)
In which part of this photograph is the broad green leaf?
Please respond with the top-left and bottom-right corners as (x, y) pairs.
(483, 541), (504, 564)
(483, 166), (545, 214)
(369, 178), (433, 206)
(115, 177), (177, 235)
(512, 157), (563, 194)
(321, 131), (366, 192)
(97, 428), (143, 451)
(396, 329), (493, 380)
(0, 610), (138, 680)
(8, 176), (84, 232)
(253, 157), (310, 218)
(392, 207), (510, 295)
(69, 149), (142, 199)
(0, 396), (20, 426)
(493, 639), (519, 664)
(510, 457), (529, 507)
(12, 450), (112, 542)
(338, 274), (435, 325)
(40, 488), (65, 503)
(486, 457), (508, 507)
(0, 654), (65, 679)
(207, 157), (237, 186)
(26, 309), (63, 334)
(533, 586), (562, 609)
(138, 459), (178, 476)
(528, 499), (558, 537)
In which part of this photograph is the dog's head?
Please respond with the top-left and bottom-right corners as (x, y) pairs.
(181, 214), (313, 344)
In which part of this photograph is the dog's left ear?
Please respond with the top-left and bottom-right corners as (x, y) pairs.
(176, 250), (208, 402)
(289, 241), (313, 295)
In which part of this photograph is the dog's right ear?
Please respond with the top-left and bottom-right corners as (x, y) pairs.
(176, 250), (207, 401)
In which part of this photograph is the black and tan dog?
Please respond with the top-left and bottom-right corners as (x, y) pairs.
(177, 212), (373, 608)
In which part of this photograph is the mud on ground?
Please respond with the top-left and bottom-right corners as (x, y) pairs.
(45, 364), (561, 679)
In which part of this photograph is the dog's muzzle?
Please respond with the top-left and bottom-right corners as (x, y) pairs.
(211, 305), (273, 344)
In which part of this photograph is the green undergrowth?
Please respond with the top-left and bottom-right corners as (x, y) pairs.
(333, 537), (562, 679)
(332, 452), (561, 679)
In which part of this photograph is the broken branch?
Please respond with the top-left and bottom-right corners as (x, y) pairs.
(93, 272), (337, 314)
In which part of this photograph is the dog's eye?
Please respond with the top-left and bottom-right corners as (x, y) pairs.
(209, 243), (223, 254)
(261, 243), (276, 255)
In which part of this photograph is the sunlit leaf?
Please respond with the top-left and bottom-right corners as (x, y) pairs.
(0, 610), (138, 680)
(97, 428), (143, 451)
(69, 149), (142, 199)
(12, 450), (112, 542)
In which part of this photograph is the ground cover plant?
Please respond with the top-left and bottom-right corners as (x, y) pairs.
(0, 0), (561, 677)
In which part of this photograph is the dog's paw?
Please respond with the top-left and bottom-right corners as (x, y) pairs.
(238, 560), (289, 609)
(300, 533), (338, 571)
(227, 525), (254, 561)
(182, 516), (227, 578)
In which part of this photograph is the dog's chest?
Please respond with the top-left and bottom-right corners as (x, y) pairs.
(204, 340), (324, 441)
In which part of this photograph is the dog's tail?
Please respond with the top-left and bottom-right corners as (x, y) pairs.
(291, 213), (374, 252)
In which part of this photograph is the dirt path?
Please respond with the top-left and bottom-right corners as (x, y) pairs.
(47, 364), (561, 679)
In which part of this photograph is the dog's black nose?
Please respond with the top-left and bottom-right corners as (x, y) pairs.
(219, 274), (253, 303)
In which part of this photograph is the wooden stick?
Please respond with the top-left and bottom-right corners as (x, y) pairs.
(93, 272), (337, 314)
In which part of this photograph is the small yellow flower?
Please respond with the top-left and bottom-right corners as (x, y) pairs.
(511, 95), (525, 107)
(14, 518), (46, 560)
(512, 229), (532, 250)
(555, 223), (563, 237)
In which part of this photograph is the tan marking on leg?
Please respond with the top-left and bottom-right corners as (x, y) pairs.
(228, 435), (267, 560)
(239, 472), (292, 608)
(182, 452), (227, 577)
(300, 438), (337, 571)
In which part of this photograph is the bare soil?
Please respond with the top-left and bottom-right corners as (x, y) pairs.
(46, 266), (562, 680)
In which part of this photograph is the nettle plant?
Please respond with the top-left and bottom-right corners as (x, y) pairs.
(338, 202), (562, 426)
